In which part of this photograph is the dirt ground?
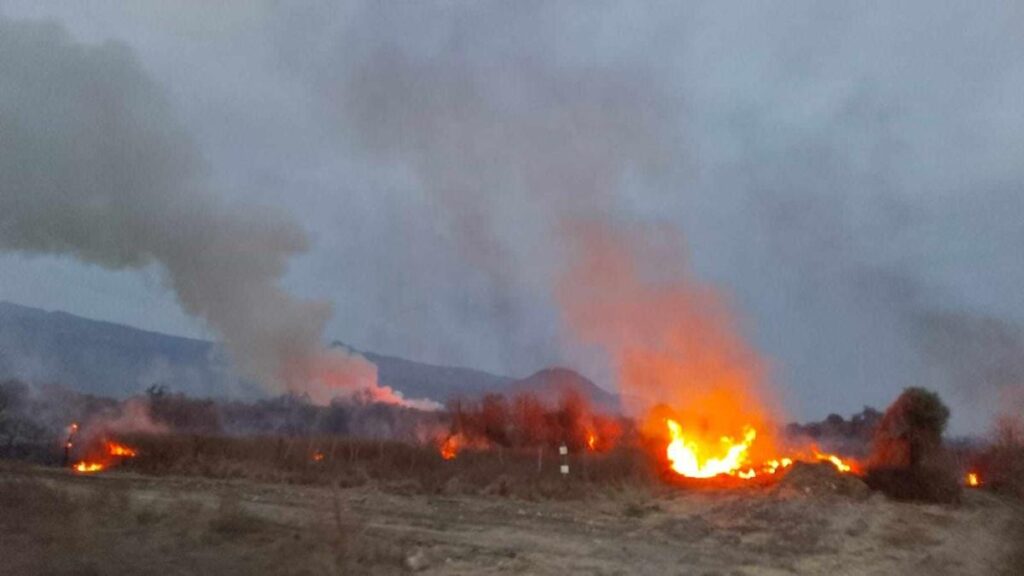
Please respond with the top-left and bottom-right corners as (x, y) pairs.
(0, 462), (1020, 576)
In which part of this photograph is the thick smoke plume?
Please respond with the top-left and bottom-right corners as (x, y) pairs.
(556, 219), (781, 458)
(0, 18), (417, 406)
(317, 4), (777, 435)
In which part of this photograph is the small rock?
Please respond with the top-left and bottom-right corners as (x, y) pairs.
(405, 549), (430, 572)
(846, 518), (870, 537)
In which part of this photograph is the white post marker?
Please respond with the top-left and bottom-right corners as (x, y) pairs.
(560, 464), (569, 475)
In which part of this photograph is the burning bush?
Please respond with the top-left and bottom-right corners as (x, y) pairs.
(865, 388), (961, 503)
(443, 390), (624, 457)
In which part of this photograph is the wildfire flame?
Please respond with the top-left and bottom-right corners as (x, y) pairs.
(312, 451), (325, 463)
(107, 442), (137, 457)
(70, 438), (138, 474)
(586, 433), (598, 452)
(966, 472), (981, 487)
(813, 449), (856, 474)
(440, 435), (461, 460)
(765, 458), (793, 474)
(664, 419), (857, 481)
(73, 462), (104, 473)
(666, 419), (757, 478)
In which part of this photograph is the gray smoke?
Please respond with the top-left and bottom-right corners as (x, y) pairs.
(275, 1), (686, 385)
(0, 18), (419, 406)
(2, 2), (1022, 434)
(271, 1), (1024, 431)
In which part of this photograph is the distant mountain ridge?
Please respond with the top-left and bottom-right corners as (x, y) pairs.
(0, 300), (252, 399)
(0, 301), (618, 410)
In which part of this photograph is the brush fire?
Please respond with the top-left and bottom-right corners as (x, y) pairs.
(68, 431), (139, 475)
(434, 390), (860, 486)
(662, 418), (857, 481)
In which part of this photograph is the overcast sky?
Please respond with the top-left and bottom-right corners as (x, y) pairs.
(2, 1), (1022, 434)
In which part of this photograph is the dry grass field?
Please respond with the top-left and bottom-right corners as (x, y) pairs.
(1, 460), (1020, 576)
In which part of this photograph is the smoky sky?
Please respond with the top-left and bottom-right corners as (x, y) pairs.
(1, 1), (1022, 434)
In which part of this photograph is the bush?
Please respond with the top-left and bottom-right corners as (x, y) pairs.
(865, 387), (960, 503)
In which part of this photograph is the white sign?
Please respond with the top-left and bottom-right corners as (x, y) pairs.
(560, 464), (569, 475)
(559, 445), (568, 455)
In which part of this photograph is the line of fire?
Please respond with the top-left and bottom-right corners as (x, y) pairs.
(57, 386), (989, 494)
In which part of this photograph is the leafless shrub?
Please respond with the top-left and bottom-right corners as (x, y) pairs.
(976, 416), (1024, 499)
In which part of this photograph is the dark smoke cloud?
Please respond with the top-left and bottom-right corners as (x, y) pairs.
(0, 17), (427, 407)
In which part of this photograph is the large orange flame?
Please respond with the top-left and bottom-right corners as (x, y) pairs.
(666, 419), (757, 478)
(662, 419), (858, 480)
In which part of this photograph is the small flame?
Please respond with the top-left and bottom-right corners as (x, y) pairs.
(586, 433), (598, 452)
(72, 462), (104, 474)
(813, 449), (856, 474)
(69, 439), (137, 474)
(312, 451), (325, 463)
(764, 458), (793, 475)
(440, 435), (461, 460)
(107, 442), (137, 458)
(966, 472), (981, 487)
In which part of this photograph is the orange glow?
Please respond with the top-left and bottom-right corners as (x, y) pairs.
(312, 451), (325, 462)
(107, 442), (137, 458)
(586, 433), (598, 452)
(72, 462), (104, 474)
(440, 435), (461, 460)
(966, 472), (981, 487)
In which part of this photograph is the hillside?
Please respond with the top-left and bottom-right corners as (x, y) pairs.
(0, 302), (618, 409)
(0, 301), (250, 399)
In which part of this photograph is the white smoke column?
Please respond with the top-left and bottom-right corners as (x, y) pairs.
(0, 18), (418, 406)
